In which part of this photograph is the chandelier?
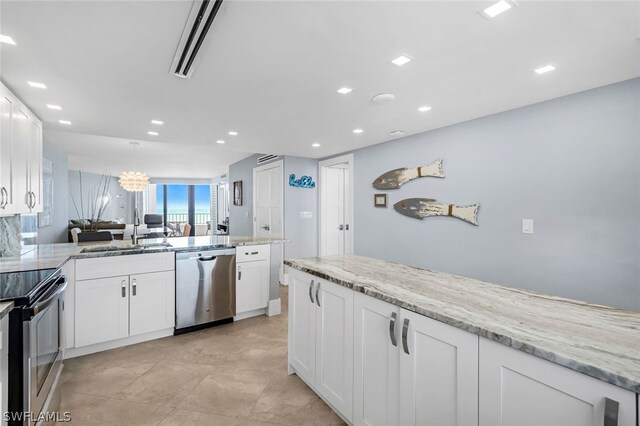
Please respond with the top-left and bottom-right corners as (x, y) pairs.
(118, 142), (149, 192)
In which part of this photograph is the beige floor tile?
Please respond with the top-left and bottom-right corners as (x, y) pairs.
(158, 408), (280, 426)
(177, 372), (270, 417)
(62, 359), (157, 398)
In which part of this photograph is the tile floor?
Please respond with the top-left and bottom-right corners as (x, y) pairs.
(59, 286), (345, 425)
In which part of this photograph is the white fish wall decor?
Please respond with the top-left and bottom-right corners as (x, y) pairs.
(372, 158), (444, 190)
(394, 198), (480, 225)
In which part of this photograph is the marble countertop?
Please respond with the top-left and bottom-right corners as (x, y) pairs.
(0, 236), (286, 274)
(284, 255), (640, 393)
(0, 301), (13, 319)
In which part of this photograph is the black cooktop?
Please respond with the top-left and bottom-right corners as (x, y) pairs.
(0, 268), (59, 305)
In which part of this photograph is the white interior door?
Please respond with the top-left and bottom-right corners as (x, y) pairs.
(320, 154), (353, 256)
(254, 162), (283, 238)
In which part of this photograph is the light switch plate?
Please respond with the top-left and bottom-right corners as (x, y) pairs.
(522, 219), (534, 234)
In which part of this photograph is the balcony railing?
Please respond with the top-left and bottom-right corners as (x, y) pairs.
(165, 212), (211, 224)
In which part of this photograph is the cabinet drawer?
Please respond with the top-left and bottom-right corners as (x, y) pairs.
(236, 244), (270, 263)
(76, 252), (175, 281)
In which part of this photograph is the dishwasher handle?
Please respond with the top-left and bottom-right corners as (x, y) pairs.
(198, 255), (217, 262)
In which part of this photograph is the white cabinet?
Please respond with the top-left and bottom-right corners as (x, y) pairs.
(399, 309), (479, 426)
(74, 253), (175, 350)
(479, 338), (636, 426)
(76, 276), (130, 347)
(236, 245), (270, 316)
(0, 82), (42, 215)
(129, 271), (175, 336)
(288, 269), (354, 422)
(1, 313), (8, 426)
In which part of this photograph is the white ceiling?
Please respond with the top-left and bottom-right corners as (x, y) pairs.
(1, 1), (639, 178)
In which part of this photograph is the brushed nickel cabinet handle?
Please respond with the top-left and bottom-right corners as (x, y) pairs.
(132, 278), (137, 296)
(315, 282), (321, 307)
(604, 397), (619, 426)
(0, 187), (6, 208)
(402, 318), (410, 355)
(238, 267), (242, 281)
(389, 312), (398, 347)
(121, 280), (127, 298)
(309, 280), (315, 304)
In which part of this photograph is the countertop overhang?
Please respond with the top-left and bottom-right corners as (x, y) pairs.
(284, 255), (640, 393)
(0, 236), (287, 274)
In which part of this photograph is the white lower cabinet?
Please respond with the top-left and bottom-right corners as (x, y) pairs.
(479, 338), (636, 426)
(236, 245), (270, 316)
(353, 292), (478, 426)
(1, 313), (8, 426)
(129, 271), (175, 336)
(288, 269), (354, 422)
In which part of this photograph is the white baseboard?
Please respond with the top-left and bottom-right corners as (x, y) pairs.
(64, 328), (174, 359)
(267, 298), (281, 316)
(234, 308), (267, 321)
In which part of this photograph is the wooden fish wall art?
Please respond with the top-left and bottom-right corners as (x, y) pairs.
(372, 158), (444, 190)
(394, 198), (480, 226)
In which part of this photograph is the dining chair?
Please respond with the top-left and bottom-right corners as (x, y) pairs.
(182, 223), (192, 237)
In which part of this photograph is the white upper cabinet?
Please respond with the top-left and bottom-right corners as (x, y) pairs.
(0, 82), (43, 215)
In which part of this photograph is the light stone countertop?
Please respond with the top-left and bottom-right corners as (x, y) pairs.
(0, 236), (287, 274)
(284, 255), (640, 393)
(0, 301), (13, 319)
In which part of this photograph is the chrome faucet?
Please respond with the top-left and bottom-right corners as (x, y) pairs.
(132, 207), (140, 245)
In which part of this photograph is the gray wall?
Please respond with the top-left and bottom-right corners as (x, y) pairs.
(351, 78), (640, 312)
(37, 139), (69, 244)
(228, 154), (262, 236)
(284, 156), (318, 259)
(68, 170), (134, 224)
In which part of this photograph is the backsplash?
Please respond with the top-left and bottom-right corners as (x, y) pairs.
(0, 215), (21, 257)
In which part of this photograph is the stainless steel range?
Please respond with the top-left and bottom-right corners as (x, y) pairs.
(1, 268), (66, 426)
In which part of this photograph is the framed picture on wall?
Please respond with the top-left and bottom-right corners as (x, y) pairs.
(374, 193), (387, 207)
(233, 180), (243, 206)
(38, 158), (54, 227)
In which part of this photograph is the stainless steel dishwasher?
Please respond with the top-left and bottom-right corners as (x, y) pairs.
(175, 248), (236, 333)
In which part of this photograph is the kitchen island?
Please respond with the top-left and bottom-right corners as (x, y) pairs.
(285, 255), (640, 426)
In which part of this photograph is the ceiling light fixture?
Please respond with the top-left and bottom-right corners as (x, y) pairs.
(27, 81), (47, 89)
(147, 131), (159, 136)
(312, 143), (321, 148)
(391, 54), (413, 66)
(228, 131), (238, 136)
(337, 87), (353, 95)
(47, 104), (62, 110)
(481, 0), (513, 19)
(372, 93), (396, 104)
(216, 140), (226, 144)
(0, 34), (16, 45)
(58, 120), (71, 125)
(534, 64), (556, 74)
(119, 141), (149, 192)
(418, 105), (432, 112)
(353, 128), (364, 134)
(390, 130), (405, 138)
(151, 120), (164, 125)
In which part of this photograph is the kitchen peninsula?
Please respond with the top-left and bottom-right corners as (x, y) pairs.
(285, 255), (640, 426)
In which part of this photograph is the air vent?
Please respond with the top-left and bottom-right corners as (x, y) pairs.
(257, 154), (280, 165)
(170, 0), (224, 79)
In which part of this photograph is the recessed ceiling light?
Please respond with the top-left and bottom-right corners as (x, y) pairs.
(151, 120), (164, 125)
(372, 93), (396, 104)
(58, 120), (71, 125)
(390, 130), (405, 138)
(27, 81), (47, 89)
(0, 34), (16, 45)
(353, 128), (364, 134)
(534, 64), (556, 74)
(312, 143), (321, 148)
(47, 104), (62, 110)
(481, 0), (513, 19)
(228, 131), (238, 136)
(390, 54), (413, 66)
(147, 131), (159, 136)
(216, 140), (226, 144)
(418, 105), (432, 112)
(337, 87), (353, 95)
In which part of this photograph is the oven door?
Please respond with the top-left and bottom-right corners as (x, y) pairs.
(24, 277), (66, 424)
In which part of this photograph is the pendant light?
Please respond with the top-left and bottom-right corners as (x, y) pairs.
(118, 141), (149, 192)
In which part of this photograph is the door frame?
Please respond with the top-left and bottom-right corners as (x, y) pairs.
(318, 153), (354, 256)
(252, 159), (284, 238)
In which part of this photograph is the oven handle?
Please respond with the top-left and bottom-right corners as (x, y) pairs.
(31, 279), (68, 317)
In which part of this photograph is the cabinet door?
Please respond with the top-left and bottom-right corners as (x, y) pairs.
(353, 292), (400, 426)
(61, 260), (76, 350)
(75, 276), (129, 347)
(0, 88), (15, 215)
(27, 118), (42, 213)
(287, 269), (317, 386)
(315, 279), (354, 422)
(479, 338), (636, 426)
(11, 103), (29, 213)
(1, 315), (8, 426)
(129, 271), (175, 336)
(399, 309), (479, 426)
(236, 260), (269, 313)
